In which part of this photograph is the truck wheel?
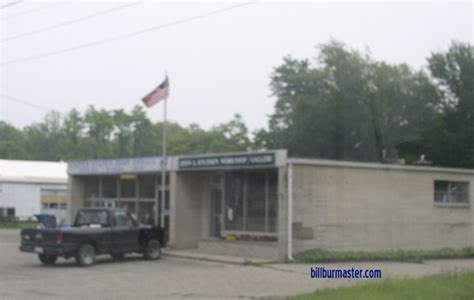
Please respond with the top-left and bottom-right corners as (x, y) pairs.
(143, 239), (161, 260)
(76, 244), (96, 267)
(38, 254), (57, 265)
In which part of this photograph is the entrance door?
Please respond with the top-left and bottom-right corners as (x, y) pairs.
(209, 174), (224, 238)
(210, 189), (223, 238)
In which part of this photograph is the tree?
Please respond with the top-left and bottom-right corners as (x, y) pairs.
(112, 109), (134, 157)
(23, 111), (62, 161)
(421, 41), (474, 167)
(59, 109), (84, 160)
(83, 106), (114, 159)
(258, 40), (440, 163)
(0, 122), (29, 159)
(213, 114), (251, 151)
(130, 105), (157, 157)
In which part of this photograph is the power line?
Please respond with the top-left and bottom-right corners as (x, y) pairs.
(1, 1), (147, 43)
(1, 2), (64, 21)
(1, 1), (258, 66)
(1, 94), (56, 112)
(1, 1), (23, 10)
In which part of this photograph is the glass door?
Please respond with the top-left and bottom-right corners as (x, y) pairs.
(210, 189), (223, 237)
(209, 174), (224, 238)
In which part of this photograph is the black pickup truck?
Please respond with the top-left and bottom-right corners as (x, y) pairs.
(19, 208), (166, 267)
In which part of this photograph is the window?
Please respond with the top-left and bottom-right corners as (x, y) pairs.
(93, 201), (104, 208)
(120, 201), (136, 214)
(41, 189), (68, 207)
(434, 180), (469, 205)
(60, 203), (67, 210)
(114, 211), (133, 227)
(268, 172), (278, 232)
(102, 176), (117, 198)
(246, 172), (266, 231)
(85, 177), (100, 199)
(120, 178), (136, 198)
(222, 170), (278, 233)
(75, 210), (109, 227)
(138, 175), (155, 198)
(7, 208), (15, 217)
(138, 202), (155, 225)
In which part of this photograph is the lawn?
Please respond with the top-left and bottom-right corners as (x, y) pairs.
(0, 221), (38, 229)
(289, 272), (474, 300)
(293, 248), (474, 263)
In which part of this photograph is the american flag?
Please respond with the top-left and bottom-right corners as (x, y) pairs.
(142, 76), (169, 108)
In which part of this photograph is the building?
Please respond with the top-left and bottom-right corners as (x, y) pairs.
(0, 160), (68, 221)
(67, 150), (474, 260)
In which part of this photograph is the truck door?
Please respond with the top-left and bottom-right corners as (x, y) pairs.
(112, 211), (140, 253)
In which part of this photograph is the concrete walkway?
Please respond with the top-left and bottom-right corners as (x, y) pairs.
(163, 248), (272, 264)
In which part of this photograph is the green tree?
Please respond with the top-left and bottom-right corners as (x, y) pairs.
(59, 109), (85, 160)
(130, 105), (158, 157)
(258, 40), (440, 163)
(213, 114), (251, 151)
(0, 121), (29, 159)
(421, 41), (474, 167)
(112, 109), (133, 157)
(83, 106), (114, 159)
(24, 111), (62, 161)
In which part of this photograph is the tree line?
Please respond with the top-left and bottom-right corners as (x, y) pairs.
(0, 107), (251, 161)
(0, 40), (472, 168)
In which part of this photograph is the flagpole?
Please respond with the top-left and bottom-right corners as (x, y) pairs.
(159, 86), (168, 229)
(144, 74), (168, 229)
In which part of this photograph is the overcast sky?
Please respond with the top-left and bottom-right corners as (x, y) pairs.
(1, 1), (472, 132)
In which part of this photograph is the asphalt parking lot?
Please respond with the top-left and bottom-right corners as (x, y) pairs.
(2, 230), (474, 300)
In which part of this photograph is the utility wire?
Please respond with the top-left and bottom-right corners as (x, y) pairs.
(1, 2), (64, 21)
(1, 1), (258, 66)
(1, 93), (56, 112)
(1, 1), (23, 10)
(1, 0), (147, 43)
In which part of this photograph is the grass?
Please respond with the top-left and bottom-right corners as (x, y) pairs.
(288, 272), (474, 300)
(0, 221), (39, 229)
(293, 248), (474, 263)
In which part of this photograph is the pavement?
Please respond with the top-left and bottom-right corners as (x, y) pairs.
(1, 229), (474, 300)
(163, 249), (272, 265)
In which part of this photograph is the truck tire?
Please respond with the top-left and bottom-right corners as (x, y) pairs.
(76, 244), (96, 267)
(38, 254), (57, 265)
(143, 239), (161, 260)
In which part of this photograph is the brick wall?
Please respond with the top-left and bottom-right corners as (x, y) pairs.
(290, 164), (474, 254)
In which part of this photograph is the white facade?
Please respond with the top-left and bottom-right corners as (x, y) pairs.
(0, 160), (68, 221)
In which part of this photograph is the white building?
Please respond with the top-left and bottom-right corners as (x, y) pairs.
(0, 160), (68, 221)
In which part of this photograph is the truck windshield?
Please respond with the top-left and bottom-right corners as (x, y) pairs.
(75, 211), (109, 227)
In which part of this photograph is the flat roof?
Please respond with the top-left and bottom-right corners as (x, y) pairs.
(66, 150), (474, 176)
(0, 159), (68, 184)
(288, 158), (474, 175)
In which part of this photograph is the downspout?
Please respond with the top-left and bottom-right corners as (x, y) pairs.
(287, 161), (294, 261)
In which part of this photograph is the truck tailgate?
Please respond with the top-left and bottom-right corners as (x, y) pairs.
(21, 228), (58, 248)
